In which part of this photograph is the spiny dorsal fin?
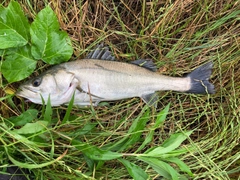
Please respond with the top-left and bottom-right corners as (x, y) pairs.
(86, 43), (116, 61)
(131, 59), (157, 72)
(86, 45), (157, 71)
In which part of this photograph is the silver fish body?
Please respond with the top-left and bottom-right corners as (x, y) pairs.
(17, 45), (214, 106)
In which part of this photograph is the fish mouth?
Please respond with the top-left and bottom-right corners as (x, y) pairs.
(16, 86), (38, 98)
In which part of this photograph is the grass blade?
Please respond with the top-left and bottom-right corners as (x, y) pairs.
(138, 157), (180, 180)
(43, 95), (52, 123)
(166, 157), (193, 177)
(136, 103), (170, 152)
(145, 131), (192, 156)
(107, 108), (150, 152)
(118, 158), (149, 180)
(62, 91), (75, 124)
(72, 139), (122, 161)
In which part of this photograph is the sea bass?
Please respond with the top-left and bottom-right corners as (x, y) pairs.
(16, 44), (214, 106)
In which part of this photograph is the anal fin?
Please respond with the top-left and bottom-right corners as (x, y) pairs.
(141, 93), (159, 107)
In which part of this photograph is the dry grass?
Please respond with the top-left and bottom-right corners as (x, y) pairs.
(1, 0), (240, 179)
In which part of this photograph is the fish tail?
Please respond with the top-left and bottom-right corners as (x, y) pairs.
(186, 62), (215, 94)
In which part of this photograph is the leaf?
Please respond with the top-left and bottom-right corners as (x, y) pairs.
(166, 157), (193, 177)
(1, 45), (36, 82)
(156, 148), (190, 159)
(138, 157), (180, 180)
(0, 1), (30, 49)
(43, 95), (53, 123)
(119, 158), (149, 180)
(161, 131), (193, 148)
(83, 155), (96, 172)
(9, 109), (39, 126)
(156, 103), (170, 125)
(137, 103), (170, 152)
(195, 10), (240, 38)
(108, 108), (150, 152)
(145, 131), (192, 156)
(13, 121), (48, 134)
(4, 146), (63, 169)
(30, 6), (73, 64)
(74, 123), (97, 136)
(3, 128), (39, 146)
(0, 49), (4, 56)
(72, 139), (122, 161)
(62, 91), (75, 124)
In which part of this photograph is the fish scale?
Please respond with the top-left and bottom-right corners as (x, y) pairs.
(17, 44), (215, 107)
(64, 59), (190, 97)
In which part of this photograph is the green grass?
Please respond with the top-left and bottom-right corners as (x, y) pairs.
(1, 0), (240, 179)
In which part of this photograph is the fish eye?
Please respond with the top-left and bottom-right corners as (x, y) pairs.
(32, 78), (42, 87)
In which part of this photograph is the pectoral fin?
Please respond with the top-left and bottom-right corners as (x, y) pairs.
(141, 93), (159, 107)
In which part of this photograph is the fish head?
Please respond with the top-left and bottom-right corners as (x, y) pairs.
(16, 69), (79, 106)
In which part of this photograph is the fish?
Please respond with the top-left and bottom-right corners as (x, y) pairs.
(16, 44), (215, 107)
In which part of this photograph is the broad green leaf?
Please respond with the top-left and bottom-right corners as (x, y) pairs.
(166, 157), (193, 177)
(118, 109), (149, 151)
(1, 125), (38, 146)
(108, 108), (150, 152)
(161, 131), (192, 148)
(9, 109), (38, 126)
(137, 103), (170, 152)
(13, 120), (48, 134)
(72, 139), (122, 161)
(1, 45), (36, 82)
(83, 155), (96, 172)
(0, 1), (29, 49)
(156, 103), (170, 125)
(145, 131), (192, 156)
(119, 158), (149, 180)
(30, 6), (73, 64)
(138, 157), (180, 180)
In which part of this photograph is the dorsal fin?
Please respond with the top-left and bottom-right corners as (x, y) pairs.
(131, 59), (157, 72)
(86, 43), (116, 61)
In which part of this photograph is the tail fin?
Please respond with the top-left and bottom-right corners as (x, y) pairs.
(186, 62), (215, 94)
